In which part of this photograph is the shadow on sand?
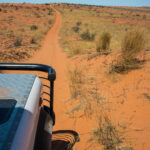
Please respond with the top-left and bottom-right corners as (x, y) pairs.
(52, 130), (80, 150)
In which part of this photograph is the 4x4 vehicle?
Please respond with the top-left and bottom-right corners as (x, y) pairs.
(0, 63), (56, 150)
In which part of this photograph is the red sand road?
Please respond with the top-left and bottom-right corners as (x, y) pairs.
(26, 10), (72, 127)
(25, 9), (81, 149)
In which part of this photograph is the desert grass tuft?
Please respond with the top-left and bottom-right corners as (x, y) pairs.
(68, 66), (84, 99)
(71, 46), (83, 55)
(93, 114), (124, 150)
(110, 30), (146, 73)
(121, 30), (146, 61)
(96, 32), (111, 52)
(68, 66), (105, 118)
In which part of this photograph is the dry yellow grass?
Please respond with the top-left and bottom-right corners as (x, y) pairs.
(110, 30), (146, 73)
(54, 3), (150, 56)
(122, 30), (146, 61)
(96, 32), (111, 52)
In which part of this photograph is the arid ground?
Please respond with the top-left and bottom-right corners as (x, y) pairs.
(0, 3), (150, 150)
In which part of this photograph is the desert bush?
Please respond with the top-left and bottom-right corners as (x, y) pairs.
(34, 13), (40, 18)
(85, 23), (88, 26)
(121, 30), (146, 61)
(110, 58), (142, 73)
(48, 19), (53, 24)
(76, 21), (82, 26)
(14, 37), (22, 46)
(72, 26), (80, 33)
(3, 10), (7, 13)
(15, 6), (19, 10)
(0, 49), (30, 62)
(13, 51), (30, 60)
(48, 11), (53, 15)
(80, 29), (95, 41)
(143, 15), (146, 20)
(30, 25), (38, 30)
(96, 32), (111, 52)
(30, 37), (36, 44)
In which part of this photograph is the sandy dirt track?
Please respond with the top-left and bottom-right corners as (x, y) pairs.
(25, 9), (79, 149)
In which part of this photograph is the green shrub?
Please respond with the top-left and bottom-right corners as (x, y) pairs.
(72, 26), (80, 33)
(96, 32), (111, 52)
(80, 29), (95, 41)
(30, 25), (38, 30)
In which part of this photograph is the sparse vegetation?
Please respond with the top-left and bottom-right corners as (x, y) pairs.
(80, 29), (95, 41)
(34, 12), (40, 18)
(30, 25), (38, 30)
(68, 66), (84, 99)
(14, 37), (22, 47)
(68, 66), (93, 117)
(76, 21), (82, 26)
(48, 11), (53, 15)
(0, 3), (55, 62)
(72, 26), (80, 33)
(30, 37), (36, 44)
(56, 4), (150, 56)
(0, 49), (30, 63)
(96, 32), (111, 52)
(54, 4), (150, 150)
(68, 65), (105, 118)
(48, 19), (53, 24)
(143, 15), (146, 20)
(71, 46), (82, 55)
(93, 114), (124, 150)
(110, 59), (142, 73)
